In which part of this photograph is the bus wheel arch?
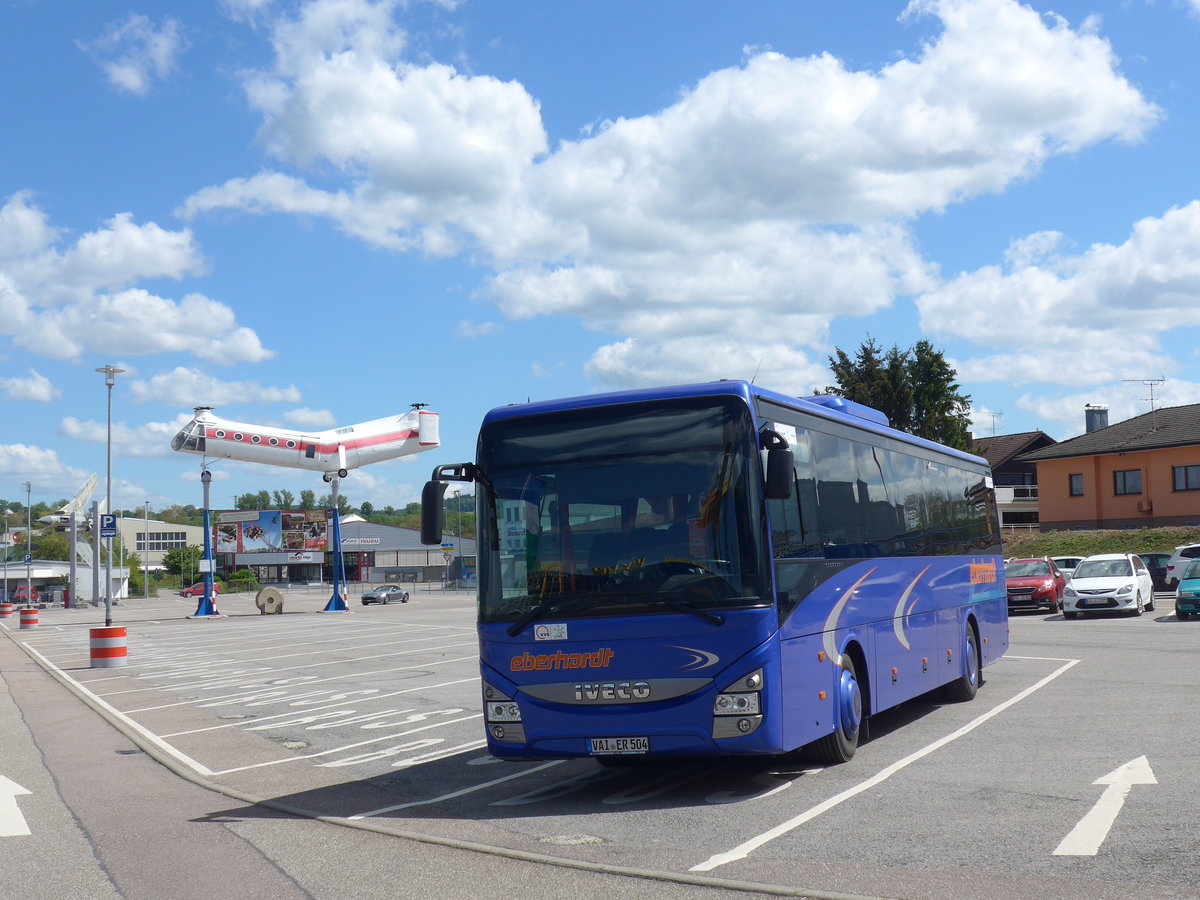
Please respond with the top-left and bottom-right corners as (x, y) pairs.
(942, 615), (981, 703)
(813, 641), (867, 764)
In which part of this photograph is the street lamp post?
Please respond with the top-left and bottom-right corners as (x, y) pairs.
(96, 365), (124, 627)
(24, 481), (32, 606)
(144, 500), (150, 600)
(2, 507), (11, 602)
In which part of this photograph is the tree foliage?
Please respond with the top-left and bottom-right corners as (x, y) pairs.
(163, 544), (204, 578)
(825, 338), (972, 449)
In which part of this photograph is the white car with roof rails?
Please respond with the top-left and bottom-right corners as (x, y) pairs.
(1061, 553), (1155, 618)
(1165, 543), (1200, 589)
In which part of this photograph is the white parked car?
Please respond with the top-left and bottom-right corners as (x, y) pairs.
(1061, 553), (1155, 618)
(1165, 543), (1200, 589)
(1049, 555), (1084, 581)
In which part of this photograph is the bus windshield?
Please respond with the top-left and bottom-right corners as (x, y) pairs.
(477, 396), (770, 626)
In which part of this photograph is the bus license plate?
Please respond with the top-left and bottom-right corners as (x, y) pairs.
(589, 736), (649, 755)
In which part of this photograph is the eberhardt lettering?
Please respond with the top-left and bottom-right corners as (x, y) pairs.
(970, 559), (998, 584)
(510, 648), (614, 672)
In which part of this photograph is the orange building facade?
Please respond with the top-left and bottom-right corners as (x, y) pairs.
(1035, 446), (1200, 530)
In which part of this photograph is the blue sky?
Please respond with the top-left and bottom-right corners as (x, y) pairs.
(4, 0), (1200, 513)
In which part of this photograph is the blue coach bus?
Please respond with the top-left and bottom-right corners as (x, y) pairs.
(421, 381), (1006, 764)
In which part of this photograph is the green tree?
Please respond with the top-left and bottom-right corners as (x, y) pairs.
(272, 489), (295, 509)
(299, 489), (317, 509)
(318, 494), (353, 515)
(163, 545), (204, 580)
(825, 337), (972, 449)
(33, 528), (71, 561)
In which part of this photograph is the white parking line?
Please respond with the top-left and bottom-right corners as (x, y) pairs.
(350, 758), (565, 818)
(210, 713), (484, 774)
(159, 677), (481, 737)
(690, 657), (1081, 872)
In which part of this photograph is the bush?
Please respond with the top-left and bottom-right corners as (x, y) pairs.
(1003, 526), (1200, 559)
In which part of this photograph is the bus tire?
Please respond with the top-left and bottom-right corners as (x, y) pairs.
(942, 622), (980, 703)
(813, 654), (862, 764)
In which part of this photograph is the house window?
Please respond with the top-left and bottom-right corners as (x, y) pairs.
(1068, 473), (1084, 496)
(1114, 469), (1142, 496)
(1174, 465), (1200, 492)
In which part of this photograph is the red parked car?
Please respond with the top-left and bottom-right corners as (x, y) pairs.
(179, 582), (220, 597)
(1005, 557), (1066, 614)
(11, 585), (39, 604)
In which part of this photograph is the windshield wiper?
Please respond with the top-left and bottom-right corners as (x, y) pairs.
(506, 593), (594, 637)
(650, 596), (726, 626)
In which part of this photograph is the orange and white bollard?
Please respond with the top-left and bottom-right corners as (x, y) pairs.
(0, 602), (13, 619)
(89, 626), (128, 668)
(19, 608), (38, 630)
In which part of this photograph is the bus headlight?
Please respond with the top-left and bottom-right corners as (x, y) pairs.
(712, 669), (764, 739)
(483, 683), (522, 722)
(713, 693), (761, 715)
(483, 683), (526, 743)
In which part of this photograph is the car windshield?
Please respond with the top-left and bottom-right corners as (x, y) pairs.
(476, 395), (769, 627)
(1073, 559), (1133, 579)
(1006, 561), (1050, 577)
(1182, 560), (1200, 580)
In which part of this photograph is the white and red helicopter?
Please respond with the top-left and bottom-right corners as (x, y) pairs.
(171, 404), (440, 481)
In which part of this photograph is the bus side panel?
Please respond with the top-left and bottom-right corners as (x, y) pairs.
(778, 631), (838, 752)
(870, 608), (938, 712)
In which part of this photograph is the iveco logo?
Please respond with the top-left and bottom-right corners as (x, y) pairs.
(573, 681), (651, 702)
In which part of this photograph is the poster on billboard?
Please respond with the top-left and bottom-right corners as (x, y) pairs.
(215, 509), (329, 553)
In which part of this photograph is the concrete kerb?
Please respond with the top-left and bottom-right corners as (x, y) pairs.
(0, 621), (881, 900)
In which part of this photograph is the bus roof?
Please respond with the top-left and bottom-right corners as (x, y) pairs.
(480, 380), (988, 467)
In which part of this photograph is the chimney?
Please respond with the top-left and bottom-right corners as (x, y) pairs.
(1085, 404), (1109, 433)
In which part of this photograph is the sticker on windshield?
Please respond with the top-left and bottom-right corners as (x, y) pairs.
(534, 623), (568, 641)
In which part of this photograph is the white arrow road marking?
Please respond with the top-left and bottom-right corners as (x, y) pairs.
(1054, 756), (1157, 856)
(0, 775), (32, 837)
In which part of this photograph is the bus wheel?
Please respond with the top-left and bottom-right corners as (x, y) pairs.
(942, 624), (979, 702)
(814, 655), (862, 764)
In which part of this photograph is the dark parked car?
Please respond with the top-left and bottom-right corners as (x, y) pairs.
(1137, 552), (1171, 593)
(362, 585), (409, 605)
(1005, 557), (1066, 613)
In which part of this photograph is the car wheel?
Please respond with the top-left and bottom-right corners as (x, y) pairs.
(1063, 610), (1078, 619)
(1146, 594), (1155, 612)
(361, 599), (369, 606)
(383, 596), (390, 604)
(1133, 593), (1144, 616)
(1176, 607), (1188, 620)
(401, 592), (409, 603)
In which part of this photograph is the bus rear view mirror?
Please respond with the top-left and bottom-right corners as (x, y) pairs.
(765, 447), (794, 500)
(421, 480), (448, 545)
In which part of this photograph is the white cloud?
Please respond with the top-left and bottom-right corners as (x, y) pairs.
(0, 369), (60, 402)
(282, 406), (335, 427)
(455, 320), (499, 338)
(59, 413), (193, 458)
(0, 444), (95, 496)
(184, 0), (1158, 390)
(78, 14), (187, 95)
(920, 201), (1200, 386)
(128, 367), (302, 406)
(1014, 380), (1200, 441)
(0, 194), (272, 364)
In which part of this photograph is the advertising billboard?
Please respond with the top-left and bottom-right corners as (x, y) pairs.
(214, 509), (330, 553)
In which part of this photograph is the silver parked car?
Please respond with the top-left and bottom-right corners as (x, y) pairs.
(361, 585), (410, 605)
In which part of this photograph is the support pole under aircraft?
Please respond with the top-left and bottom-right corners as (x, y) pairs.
(191, 468), (219, 618)
(322, 476), (349, 613)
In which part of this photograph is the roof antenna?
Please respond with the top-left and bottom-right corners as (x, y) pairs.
(750, 358), (764, 385)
